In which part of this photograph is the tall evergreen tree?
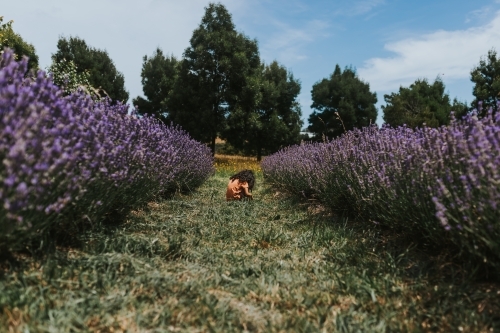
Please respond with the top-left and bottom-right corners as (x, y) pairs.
(471, 49), (500, 116)
(133, 48), (178, 123)
(169, 3), (260, 154)
(223, 61), (302, 161)
(0, 16), (39, 72)
(52, 36), (129, 103)
(308, 65), (377, 140)
(382, 78), (468, 128)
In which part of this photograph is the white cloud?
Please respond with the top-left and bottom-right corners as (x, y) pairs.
(465, 6), (493, 23)
(358, 10), (500, 94)
(2, 0), (249, 104)
(261, 19), (329, 64)
(333, 0), (386, 17)
(350, 0), (386, 16)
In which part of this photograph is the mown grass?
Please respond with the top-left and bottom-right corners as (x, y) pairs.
(1, 160), (499, 332)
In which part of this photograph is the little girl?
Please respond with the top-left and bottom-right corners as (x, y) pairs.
(226, 169), (255, 201)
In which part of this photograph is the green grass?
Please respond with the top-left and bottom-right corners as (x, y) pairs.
(1, 172), (499, 332)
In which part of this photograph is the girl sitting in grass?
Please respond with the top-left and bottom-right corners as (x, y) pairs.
(226, 169), (255, 201)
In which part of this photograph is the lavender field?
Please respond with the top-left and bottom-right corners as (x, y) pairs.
(0, 49), (214, 254)
(262, 107), (500, 270)
(1, 49), (499, 331)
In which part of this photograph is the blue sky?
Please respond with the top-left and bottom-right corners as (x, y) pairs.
(3, 0), (500, 126)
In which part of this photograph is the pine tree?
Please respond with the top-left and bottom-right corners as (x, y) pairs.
(169, 3), (260, 154)
(471, 49), (500, 116)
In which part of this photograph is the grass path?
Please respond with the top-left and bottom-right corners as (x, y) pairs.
(1, 172), (499, 332)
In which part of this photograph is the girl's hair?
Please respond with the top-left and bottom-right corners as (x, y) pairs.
(230, 169), (255, 191)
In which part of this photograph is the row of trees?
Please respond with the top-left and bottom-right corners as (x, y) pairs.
(133, 4), (302, 160)
(379, 51), (500, 126)
(307, 57), (500, 141)
(3, 7), (500, 157)
(134, 3), (500, 146)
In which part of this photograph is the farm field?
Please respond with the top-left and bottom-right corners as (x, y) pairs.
(1, 157), (499, 332)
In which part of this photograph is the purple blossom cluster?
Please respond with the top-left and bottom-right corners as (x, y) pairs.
(0, 49), (214, 252)
(262, 108), (500, 266)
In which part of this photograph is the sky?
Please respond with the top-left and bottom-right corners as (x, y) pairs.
(3, 0), (500, 127)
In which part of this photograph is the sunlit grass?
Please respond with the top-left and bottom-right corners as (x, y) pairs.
(214, 154), (262, 174)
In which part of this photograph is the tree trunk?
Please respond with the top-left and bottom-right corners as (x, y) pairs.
(211, 102), (218, 156)
(257, 147), (262, 162)
(211, 134), (216, 156)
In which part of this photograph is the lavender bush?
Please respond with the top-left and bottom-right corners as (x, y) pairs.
(0, 49), (214, 252)
(262, 109), (500, 267)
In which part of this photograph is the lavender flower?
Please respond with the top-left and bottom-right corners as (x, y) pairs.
(0, 49), (214, 252)
(263, 109), (500, 267)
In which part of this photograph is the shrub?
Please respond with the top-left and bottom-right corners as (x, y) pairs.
(262, 110), (500, 267)
(46, 58), (99, 98)
(0, 49), (214, 253)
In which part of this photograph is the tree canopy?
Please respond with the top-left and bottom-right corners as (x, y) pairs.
(52, 36), (129, 103)
(382, 78), (468, 128)
(0, 16), (39, 72)
(133, 48), (178, 123)
(308, 65), (377, 140)
(223, 61), (303, 160)
(169, 3), (260, 154)
(135, 3), (303, 159)
(46, 58), (100, 98)
(471, 49), (500, 116)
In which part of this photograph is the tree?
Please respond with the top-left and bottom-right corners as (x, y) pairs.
(0, 16), (39, 72)
(471, 49), (500, 116)
(223, 61), (303, 161)
(46, 58), (100, 98)
(52, 36), (129, 103)
(382, 78), (468, 128)
(133, 48), (178, 123)
(308, 65), (377, 140)
(169, 3), (260, 154)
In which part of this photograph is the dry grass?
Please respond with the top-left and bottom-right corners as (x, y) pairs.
(214, 154), (262, 174)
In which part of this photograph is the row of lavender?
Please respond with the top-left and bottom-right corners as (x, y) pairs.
(262, 109), (500, 267)
(0, 50), (214, 252)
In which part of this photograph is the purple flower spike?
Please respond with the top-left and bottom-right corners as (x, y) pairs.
(262, 106), (500, 266)
(0, 48), (214, 252)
